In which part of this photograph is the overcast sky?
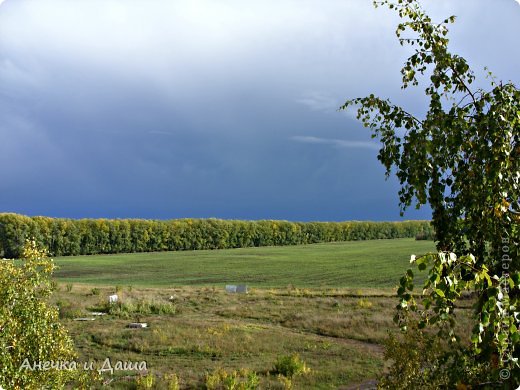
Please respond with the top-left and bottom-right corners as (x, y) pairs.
(0, 0), (519, 221)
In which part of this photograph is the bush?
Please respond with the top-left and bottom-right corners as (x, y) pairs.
(164, 373), (180, 390)
(135, 372), (154, 389)
(0, 240), (93, 389)
(357, 298), (373, 309)
(205, 368), (259, 390)
(273, 354), (310, 378)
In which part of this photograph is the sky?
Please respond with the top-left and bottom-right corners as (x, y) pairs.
(0, 0), (519, 222)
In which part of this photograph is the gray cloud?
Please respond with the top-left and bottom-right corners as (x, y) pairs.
(0, 0), (518, 221)
(296, 93), (341, 113)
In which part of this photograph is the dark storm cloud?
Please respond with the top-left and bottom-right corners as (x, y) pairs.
(0, 0), (519, 221)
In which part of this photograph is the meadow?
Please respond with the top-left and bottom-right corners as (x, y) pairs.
(53, 238), (435, 288)
(50, 239), (473, 389)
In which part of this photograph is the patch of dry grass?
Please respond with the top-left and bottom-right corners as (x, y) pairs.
(50, 284), (474, 389)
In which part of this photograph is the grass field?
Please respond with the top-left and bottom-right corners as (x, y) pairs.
(45, 238), (466, 389)
(53, 238), (436, 288)
(55, 285), (395, 389)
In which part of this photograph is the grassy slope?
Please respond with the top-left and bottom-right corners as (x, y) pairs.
(53, 238), (435, 288)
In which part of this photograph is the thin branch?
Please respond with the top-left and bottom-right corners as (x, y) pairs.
(455, 92), (472, 108)
(449, 64), (477, 105)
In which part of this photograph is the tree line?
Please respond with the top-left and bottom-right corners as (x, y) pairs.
(0, 213), (434, 258)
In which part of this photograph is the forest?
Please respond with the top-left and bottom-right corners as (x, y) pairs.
(0, 213), (433, 257)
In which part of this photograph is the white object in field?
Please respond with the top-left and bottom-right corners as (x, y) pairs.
(73, 317), (95, 321)
(108, 294), (118, 304)
(225, 285), (237, 293)
(128, 322), (148, 329)
(90, 312), (106, 316)
(226, 285), (248, 293)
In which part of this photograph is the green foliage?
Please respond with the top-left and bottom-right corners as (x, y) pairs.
(205, 368), (259, 390)
(343, 0), (519, 386)
(0, 213), (433, 256)
(135, 371), (155, 389)
(357, 298), (373, 309)
(273, 354), (310, 378)
(378, 324), (493, 389)
(164, 372), (180, 390)
(0, 240), (92, 389)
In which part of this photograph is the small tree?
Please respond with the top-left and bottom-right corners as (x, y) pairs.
(0, 240), (91, 389)
(342, 0), (518, 386)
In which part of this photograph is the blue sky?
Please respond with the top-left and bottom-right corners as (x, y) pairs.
(0, 0), (519, 221)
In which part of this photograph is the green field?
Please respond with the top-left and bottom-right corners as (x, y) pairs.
(54, 238), (435, 288)
(49, 238), (467, 389)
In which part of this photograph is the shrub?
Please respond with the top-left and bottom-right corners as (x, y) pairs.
(273, 354), (310, 378)
(135, 372), (154, 389)
(205, 368), (259, 390)
(164, 373), (180, 390)
(357, 298), (373, 309)
(0, 240), (93, 389)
